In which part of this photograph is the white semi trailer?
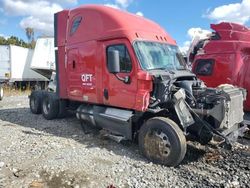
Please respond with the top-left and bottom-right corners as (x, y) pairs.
(0, 37), (56, 100)
(0, 45), (48, 99)
(0, 45), (48, 82)
(30, 37), (55, 79)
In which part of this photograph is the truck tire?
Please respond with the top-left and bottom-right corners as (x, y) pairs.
(138, 117), (186, 167)
(57, 100), (67, 118)
(42, 92), (59, 120)
(29, 91), (43, 114)
(0, 86), (3, 101)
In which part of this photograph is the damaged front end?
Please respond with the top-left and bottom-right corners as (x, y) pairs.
(149, 71), (246, 146)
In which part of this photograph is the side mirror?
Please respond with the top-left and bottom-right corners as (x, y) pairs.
(108, 50), (120, 73)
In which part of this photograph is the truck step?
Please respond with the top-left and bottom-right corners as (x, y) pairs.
(100, 129), (126, 143)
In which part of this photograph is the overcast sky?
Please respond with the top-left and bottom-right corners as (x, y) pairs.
(0, 0), (250, 51)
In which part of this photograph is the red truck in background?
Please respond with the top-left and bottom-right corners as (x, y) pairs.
(29, 5), (245, 166)
(191, 22), (250, 111)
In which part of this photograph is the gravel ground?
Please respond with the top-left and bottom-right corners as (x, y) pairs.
(0, 95), (249, 188)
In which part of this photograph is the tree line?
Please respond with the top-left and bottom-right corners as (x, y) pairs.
(0, 27), (36, 49)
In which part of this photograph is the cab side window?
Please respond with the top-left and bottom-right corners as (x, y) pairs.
(107, 44), (132, 73)
(194, 59), (214, 76)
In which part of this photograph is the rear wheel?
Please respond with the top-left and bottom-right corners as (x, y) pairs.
(42, 92), (59, 120)
(0, 86), (3, 101)
(139, 117), (186, 167)
(57, 100), (67, 118)
(30, 91), (43, 114)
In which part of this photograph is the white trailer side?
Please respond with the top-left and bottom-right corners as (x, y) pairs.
(0, 45), (48, 82)
(0, 45), (11, 82)
(10, 45), (47, 81)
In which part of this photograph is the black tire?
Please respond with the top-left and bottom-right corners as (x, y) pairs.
(0, 86), (3, 101)
(29, 91), (43, 114)
(138, 117), (186, 167)
(42, 92), (59, 120)
(57, 100), (67, 118)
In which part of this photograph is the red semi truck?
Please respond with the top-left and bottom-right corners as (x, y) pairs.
(191, 22), (250, 111)
(29, 5), (245, 166)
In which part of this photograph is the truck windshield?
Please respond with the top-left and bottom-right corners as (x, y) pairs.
(133, 41), (186, 71)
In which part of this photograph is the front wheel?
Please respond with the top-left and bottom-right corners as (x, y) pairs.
(139, 117), (186, 167)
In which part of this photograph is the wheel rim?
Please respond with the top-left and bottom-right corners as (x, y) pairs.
(144, 129), (171, 161)
(43, 99), (50, 114)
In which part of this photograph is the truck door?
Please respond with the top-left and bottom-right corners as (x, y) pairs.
(102, 39), (137, 109)
(66, 48), (82, 100)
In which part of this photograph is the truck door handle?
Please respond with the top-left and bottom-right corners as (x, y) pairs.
(73, 60), (76, 69)
(104, 89), (109, 100)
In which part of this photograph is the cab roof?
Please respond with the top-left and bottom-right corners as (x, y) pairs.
(211, 22), (250, 41)
(57, 5), (176, 46)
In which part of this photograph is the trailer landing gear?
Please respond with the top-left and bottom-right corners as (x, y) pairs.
(139, 117), (187, 167)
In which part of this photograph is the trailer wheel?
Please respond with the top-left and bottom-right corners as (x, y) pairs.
(42, 92), (59, 120)
(30, 91), (43, 114)
(139, 117), (186, 167)
(0, 86), (3, 101)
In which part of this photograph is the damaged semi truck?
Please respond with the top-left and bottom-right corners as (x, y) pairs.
(29, 5), (246, 166)
(191, 22), (250, 112)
